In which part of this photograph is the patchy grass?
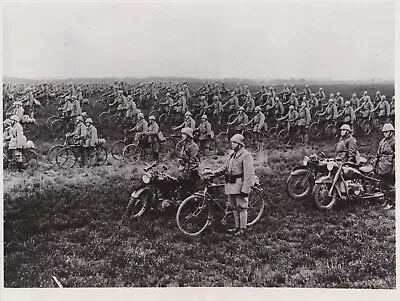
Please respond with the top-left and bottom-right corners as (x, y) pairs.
(3, 134), (395, 288)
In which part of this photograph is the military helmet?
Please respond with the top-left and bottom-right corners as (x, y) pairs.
(382, 123), (395, 132)
(138, 113), (144, 118)
(201, 115), (207, 120)
(85, 118), (93, 124)
(181, 127), (194, 139)
(10, 115), (19, 122)
(340, 124), (351, 131)
(76, 116), (84, 122)
(185, 111), (192, 116)
(149, 115), (156, 121)
(230, 134), (245, 146)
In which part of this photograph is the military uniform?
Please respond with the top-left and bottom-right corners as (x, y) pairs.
(214, 147), (255, 230)
(336, 134), (358, 164)
(179, 139), (201, 198)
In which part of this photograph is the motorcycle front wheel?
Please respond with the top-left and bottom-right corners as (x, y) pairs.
(125, 189), (152, 220)
(286, 170), (314, 200)
(313, 182), (337, 210)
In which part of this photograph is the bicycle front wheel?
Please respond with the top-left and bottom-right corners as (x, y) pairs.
(176, 195), (212, 236)
(247, 187), (265, 226)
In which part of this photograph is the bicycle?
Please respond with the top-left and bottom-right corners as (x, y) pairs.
(56, 139), (108, 168)
(176, 175), (265, 236)
(110, 132), (136, 160)
(3, 147), (39, 171)
(47, 135), (75, 165)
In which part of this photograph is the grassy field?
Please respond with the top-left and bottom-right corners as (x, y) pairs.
(3, 82), (396, 288)
(3, 134), (395, 288)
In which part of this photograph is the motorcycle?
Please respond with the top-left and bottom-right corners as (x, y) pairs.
(286, 153), (332, 200)
(312, 157), (386, 210)
(123, 162), (183, 221)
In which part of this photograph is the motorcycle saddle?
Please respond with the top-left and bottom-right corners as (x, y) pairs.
(359, 165), (374, 174)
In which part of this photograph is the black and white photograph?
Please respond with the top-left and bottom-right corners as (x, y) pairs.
(1, 0), (397, 296)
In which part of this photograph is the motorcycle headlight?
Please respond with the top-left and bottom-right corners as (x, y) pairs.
(254, 176), (260, 186)
(327, 161), (335, 171)
(142, 173), (151, 184)
(302, 156), (310, 166)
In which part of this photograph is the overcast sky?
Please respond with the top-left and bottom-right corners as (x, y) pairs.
(2, 2), (395, 81)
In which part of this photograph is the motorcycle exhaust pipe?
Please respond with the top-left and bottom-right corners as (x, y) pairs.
(359, 192), (385, 200)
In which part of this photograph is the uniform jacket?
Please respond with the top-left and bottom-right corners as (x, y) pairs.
(215, 147), (255, 195)
(134, 119), (149, 133)
(378, 100), (390, 117)
(196, 121), (212, 140)
(232, 113), (248, 130)
(8, 122), (27, 149)
(342, 106), (356, 123)
(253, 112), (265, 131)
(147, 121), (160, 135)
(298, 107), (311, 126)
(336, 135), (358, 163)
(376, 135), (395, 175)
(84, 125), (98, 147)
(180, 140), (200, 172)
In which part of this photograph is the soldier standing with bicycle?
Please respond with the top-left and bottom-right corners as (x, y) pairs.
(211, 134), (255, 235)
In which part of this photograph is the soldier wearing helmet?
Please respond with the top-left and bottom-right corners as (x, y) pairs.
(194, 115), (213, 156)
(198, 95), (209, 116)
(355, 95), (374, 120)
(145, 115), (161, 161)
(318, 96), (338, 123)
(278, 105), (300, 145)
(211, 95), (223, 125)
(259, 93), (276, 119)
(126, 95), (139, 120)
(9, 101), (24, 121)
(335, 124), (358, 164)
(389, 96), (395, 125)
(210, 133), (255, 235)
(300, 85), (312, 100)
(223, 91), (240, 111)
(128, 112), (148, 145)
(109, 89), (129, 116)
(335, 92), (344, 109)
(244, 106), (265, 148)
(337, 101), (356, 131)
(5, 115), (27, 171)
(371, 95), (390, 125)
(71, 95), (83, 117)
(349, 93), (360, 110)
(375, 123), (395, 210)
(278, 84), (290, 101)
(171, 91), (187, 113)
(228, 107), (249, 133)
(315, 88), (326, 104)
(243, 93), (255, 114)
(178, 127), (201, 199)
(297, 102), (311, 144)
(173, 111), (195, 131)
(284, 93), (299, 110)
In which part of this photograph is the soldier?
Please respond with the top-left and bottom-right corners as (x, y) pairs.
(337, 101), (356, 131)
(389, 96), (395, 125)
(371, 95), (390, 126)
(194, 115), (213, 156)
(9, 101), (24, 121)
(228, 107), (248, 135)
(178, 128), (201, 199)
(297, 102), (311, 144)
(127, 112), (148, 146)
(173, 111), (196, 131)
(71, 95), (83, 117)
(84, 118), (98, 166)
(374, 123), (395, 210)
(349, 93), (360, 110)
(336, 92), (345, 109)
(145, 115), (161, 161)
(318, 98), (338, 123)
(67, 116), (87, 166)
(274, 97), (285, 118)
(316, 87), (326, 105)
(243, 94), (255, 114)
(278, 105), (299, 145)
(5, 115), (27, 171)
(211, 134), (256, 235)
(223, 91), (240, 111)
(245, 106), (265, 148)
(355, 95), (374, 120)
(335, 124), (358, 164)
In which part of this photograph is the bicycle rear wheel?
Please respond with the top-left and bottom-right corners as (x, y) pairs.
(247, 187), (265, 226)
(98, 112), (111, 125)
(176, 195), (212, 236)
(111, 140), (126, 160)
(123, 143), (141, 162)
(88, 145), (108, 166)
